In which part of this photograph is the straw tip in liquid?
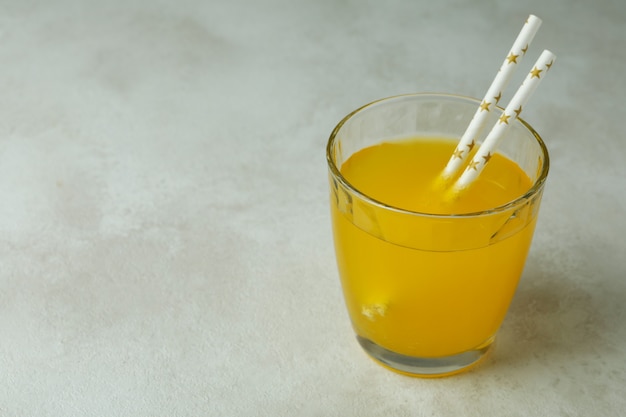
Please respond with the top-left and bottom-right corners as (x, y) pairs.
(444, 183), (466, 203)
(433, 171), (456, 193)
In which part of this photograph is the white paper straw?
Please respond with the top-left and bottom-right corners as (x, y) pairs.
(442, 15), (542, 180)
(452, 49), (556, 191)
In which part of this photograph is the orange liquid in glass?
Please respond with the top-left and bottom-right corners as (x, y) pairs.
(331, 137), (537, 358)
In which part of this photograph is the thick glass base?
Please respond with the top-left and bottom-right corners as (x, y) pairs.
(356, 335), (494, 378)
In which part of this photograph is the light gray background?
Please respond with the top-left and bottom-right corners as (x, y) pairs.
(1, 0), (624, 415)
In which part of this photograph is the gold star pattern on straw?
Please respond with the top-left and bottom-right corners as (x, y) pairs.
(530, 66), (543, 78)
(506, 52), (519, 64)
(452, 147), (464, 159)
(482, 152), (492, 164)
(499, 113), (511, 124)
(441, 15), (546, 182)
(514, 105), (523, 117)
(466, 159), (480, 171)
(546, 60), (554, 70)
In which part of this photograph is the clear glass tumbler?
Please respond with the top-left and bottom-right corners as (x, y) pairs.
(327, 93), (549, 377)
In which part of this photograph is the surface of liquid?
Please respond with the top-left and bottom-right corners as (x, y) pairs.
(339, 137), (531, 214)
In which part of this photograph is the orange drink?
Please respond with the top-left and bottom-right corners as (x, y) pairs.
(327, 94), (549, 377)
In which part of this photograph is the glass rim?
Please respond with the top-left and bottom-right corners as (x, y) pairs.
(326, 92), (550, 219)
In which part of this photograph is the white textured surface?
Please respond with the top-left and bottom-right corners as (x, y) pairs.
(1, 0), (625, 415)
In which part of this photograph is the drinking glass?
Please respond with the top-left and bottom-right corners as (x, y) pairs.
(327, 93), (549, 377)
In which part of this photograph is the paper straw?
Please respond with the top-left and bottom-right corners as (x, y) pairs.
(441, 15), (542, 180)
(452, 49), (556, 191)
